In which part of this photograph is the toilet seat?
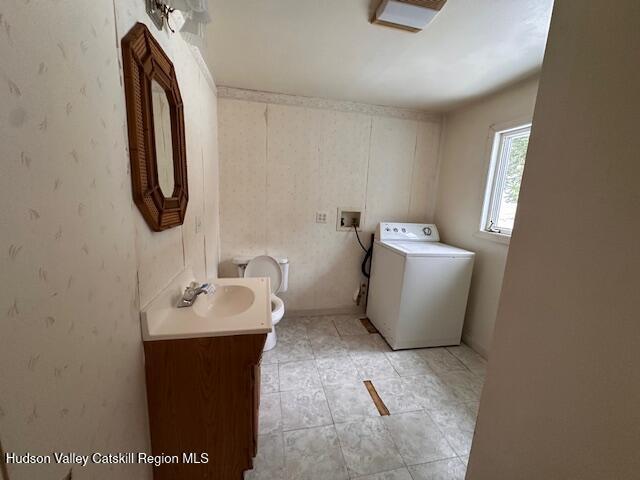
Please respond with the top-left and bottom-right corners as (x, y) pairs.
(244, 255), (282, 294)
(244, 255), (285, 330)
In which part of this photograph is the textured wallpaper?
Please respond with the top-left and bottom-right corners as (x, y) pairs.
(218, 96), (441, 312)
(0, 1), (219, 479)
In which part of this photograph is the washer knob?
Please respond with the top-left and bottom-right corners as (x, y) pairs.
(423, 226), (432, 236)
(393, 228), (398, 232)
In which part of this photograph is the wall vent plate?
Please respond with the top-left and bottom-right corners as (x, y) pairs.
(337, 208), (362, 231)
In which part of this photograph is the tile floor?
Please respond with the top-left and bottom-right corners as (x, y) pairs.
(246, 314), (487, 480)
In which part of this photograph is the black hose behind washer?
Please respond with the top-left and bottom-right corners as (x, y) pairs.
(354, 225), (373, 278)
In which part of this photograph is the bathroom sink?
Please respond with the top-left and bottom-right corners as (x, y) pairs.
(140, 270), (272, 341)
(193, 285), (255, 318)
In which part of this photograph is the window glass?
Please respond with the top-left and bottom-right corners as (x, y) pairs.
(483, 125), (531, 236)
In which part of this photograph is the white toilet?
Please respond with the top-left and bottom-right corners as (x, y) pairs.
(233, 255), (289, 351)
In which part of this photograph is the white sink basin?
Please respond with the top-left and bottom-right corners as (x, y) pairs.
(193, 285), (255, 318)
(141, 269), (272, 341)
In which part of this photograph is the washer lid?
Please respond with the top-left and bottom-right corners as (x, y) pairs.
(378, 240), (474, 258)
(244, 255), (282, 294)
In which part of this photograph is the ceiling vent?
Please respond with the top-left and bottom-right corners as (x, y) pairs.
(372, 0), (447, 32)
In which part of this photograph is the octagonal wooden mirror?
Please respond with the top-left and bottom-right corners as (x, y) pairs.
(122, 23), (188, 231)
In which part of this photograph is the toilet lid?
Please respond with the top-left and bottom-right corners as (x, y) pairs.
(244, 255), (282, 294)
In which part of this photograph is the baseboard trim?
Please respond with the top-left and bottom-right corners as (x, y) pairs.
(461, 332), (490, 359)
(285, 306), (365, 318)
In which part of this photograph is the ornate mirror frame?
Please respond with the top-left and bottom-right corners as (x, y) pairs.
(121, 22), (188, 232)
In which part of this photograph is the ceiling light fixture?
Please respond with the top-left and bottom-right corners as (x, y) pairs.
(371, 0), (447, 33)
(146, 0), (212, 50)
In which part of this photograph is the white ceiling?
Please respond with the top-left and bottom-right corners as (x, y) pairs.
(205, 0), (553, 111)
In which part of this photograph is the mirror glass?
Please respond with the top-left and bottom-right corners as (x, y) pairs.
(151, 80), (175, 197)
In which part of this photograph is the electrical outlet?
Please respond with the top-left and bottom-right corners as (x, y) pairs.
(315, 211), (328, 224)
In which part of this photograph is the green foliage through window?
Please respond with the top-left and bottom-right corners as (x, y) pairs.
(503, 135), (529, 204)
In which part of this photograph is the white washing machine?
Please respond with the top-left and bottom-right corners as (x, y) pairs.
(366, 222), (475, 350)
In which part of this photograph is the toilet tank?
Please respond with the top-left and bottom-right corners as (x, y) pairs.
(232, 256), (289, 293)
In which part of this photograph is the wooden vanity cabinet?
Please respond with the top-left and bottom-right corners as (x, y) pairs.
(143, 333), (266, 480)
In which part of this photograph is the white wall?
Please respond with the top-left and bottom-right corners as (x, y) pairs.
(435, 78), (539, 356)
(217, 89), (442, 313)
(0, 2), (219, 479)
(468, 1), (640, 478)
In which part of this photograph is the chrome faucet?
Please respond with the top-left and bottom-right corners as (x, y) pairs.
(177, 281), (215, 308)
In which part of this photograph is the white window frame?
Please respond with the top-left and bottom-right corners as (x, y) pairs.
(477, 119), (532, 244)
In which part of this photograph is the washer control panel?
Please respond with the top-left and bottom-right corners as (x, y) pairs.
(376, 223), (440, 242)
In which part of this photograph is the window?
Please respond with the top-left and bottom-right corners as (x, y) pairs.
(481, 123), (531, 237)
